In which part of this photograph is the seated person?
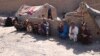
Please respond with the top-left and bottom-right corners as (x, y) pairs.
(42, 19), (50, 36)
(13, 17), (26, 31)
(58, 21), (69, 39)
(38, 23), (45, 35)
(78, 23), (92, 44)
(5, 17), (13, 26)
(33, 24), (38, 34)
(58, 22), (64, 38)
(69, 22), (79, 42)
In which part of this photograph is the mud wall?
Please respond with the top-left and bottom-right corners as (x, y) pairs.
(0, 0), (82, 16)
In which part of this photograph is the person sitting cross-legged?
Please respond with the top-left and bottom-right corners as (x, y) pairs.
(33, 24), (39, 34)
(43, 19), (50, 36)
(69, 22), (79, 42)
(58, 22), (64, 38)
(38, 23), (45, 35)
(78, 23), (92, 44)
(58, 21), (69, 39)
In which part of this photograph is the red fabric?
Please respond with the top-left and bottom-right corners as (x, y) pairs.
(28, 7), (35, 15)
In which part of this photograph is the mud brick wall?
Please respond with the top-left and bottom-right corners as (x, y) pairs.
(0, 0), (82, 16)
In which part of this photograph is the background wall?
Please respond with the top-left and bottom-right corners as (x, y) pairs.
(0, 0), (82, 16)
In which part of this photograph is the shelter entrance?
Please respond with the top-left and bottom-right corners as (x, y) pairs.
(48, 8), (53, 20)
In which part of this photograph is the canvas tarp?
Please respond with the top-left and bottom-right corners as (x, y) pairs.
(65, 2), (100, 29)
(85, 4), (100, 28)
(64, 2), (100, 37)
(15, 3), (61, 36)
(15, 3), (57, 20)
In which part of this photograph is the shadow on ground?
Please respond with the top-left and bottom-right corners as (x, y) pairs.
(10, 30), (100, 55)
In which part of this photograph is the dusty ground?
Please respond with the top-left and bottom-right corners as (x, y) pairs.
(0, 26), (100, 56)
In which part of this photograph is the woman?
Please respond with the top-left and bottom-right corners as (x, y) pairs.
(58, 22), (69, 39)
(78, 23), (92, 44)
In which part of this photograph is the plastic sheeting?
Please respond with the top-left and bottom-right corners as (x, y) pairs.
(85, 3), (100, 28)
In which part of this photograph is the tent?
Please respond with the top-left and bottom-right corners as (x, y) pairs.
(15, 3), (57, 20)
(15, 3), (62, 36)
(64, 2), (100, 37)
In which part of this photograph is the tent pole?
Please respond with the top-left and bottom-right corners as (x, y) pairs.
(82, 0), (85, 22)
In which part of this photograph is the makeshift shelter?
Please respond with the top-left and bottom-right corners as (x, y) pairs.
(15, 3), (57, 20)
(64, 2), (100, 37)
(15, 3), (61, 36)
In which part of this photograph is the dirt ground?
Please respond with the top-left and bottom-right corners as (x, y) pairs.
(0, 26), (100, 56)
